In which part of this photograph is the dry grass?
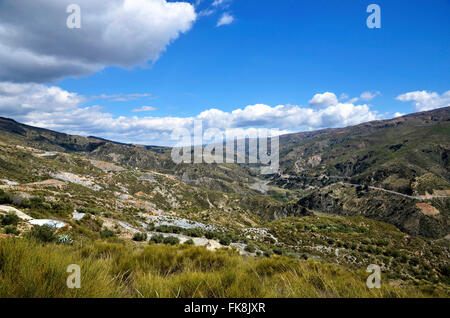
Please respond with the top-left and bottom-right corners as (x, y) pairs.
(0, 238), (446, 298)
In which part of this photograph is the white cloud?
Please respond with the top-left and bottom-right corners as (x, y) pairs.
(309, 92), (338, 107)
(393, 112), (405, 118)
(345, 91), (380, 104)
(212, 0), (230, 7)
(92, 93), (154, 102)
(359, 91), (380, 101)
(131, 106), (158, 112)
(198, 9), (215, 16)
(0, 82), (84, 116)
(217, 13), (234, 26)
(0, 83), (379, 145)
(339, 93), (349, 101)
(396, 90), (450, 111)
(0, 0), (196, 83)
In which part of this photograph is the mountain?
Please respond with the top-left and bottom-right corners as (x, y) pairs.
(0, 109), (449, 295)
(269, 107), (450, 238)
(0, 108), (449, 238)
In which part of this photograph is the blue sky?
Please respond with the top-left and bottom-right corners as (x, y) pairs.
(56, 0), (450, 118)
(0, 0), (449, 144)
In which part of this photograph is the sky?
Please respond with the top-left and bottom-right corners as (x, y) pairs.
(0, 0), (449, 145)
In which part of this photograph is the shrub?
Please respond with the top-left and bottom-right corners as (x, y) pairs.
(184, 228), (202, 237)
(409, 258), (420, 266)
(245, 244), (256, 253)
(100, 228), (115, 239)
(155, 225), (183, 234)
(376, 238), (389, 246)
(4, 225), (20, 235)
(0, 212), (20, 226)
(149, 234), (164, 244)
(273, 247), (284, 255)
(163, 236), (180, 245)
(28, 225), (56, 243)
(184, 239), (194, 245)
(205, 231), (215, 239)
(0, 190), (12, 204)
(439, 265), (450, 277)
(133, 232), (148, 242)
(399, 254), (408, 263)
(219, 237), (231, 246)
(361, 238), (372, 245)
(78, 207), (102, 215)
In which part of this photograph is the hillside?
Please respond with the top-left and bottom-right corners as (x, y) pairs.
(270, 107), (450, 237)
(0, 109), (449, 297)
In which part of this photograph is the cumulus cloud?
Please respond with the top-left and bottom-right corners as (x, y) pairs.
(217, 13), (234, 26)
(0, 82), (84, 116)
(0, 0), (196, 83)
(0, 82), (379, 145)
(131, 106), (158, 112)
(396, 90), (450, 111)
(309, 92), (338, 107)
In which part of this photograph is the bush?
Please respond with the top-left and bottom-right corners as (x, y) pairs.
(149, 234), (164, 244)
(100, 228), (115, 239)
(184, 239), (194, 245)
(163, 236), (180, 245)
(399, 254), (408, 263)
(184, 228), (202, 237)
(409, 258), (420, 266)
(4, 225), (20, 235)
(361, 238), (372, 245)
(219, 237), (231, 246)
(133, 232), (148, 242)
(273, 247), (284, 255)
(28, 225), (56, 242)
(376, 238), (389, 246)
(78, 207), (102, 215)
(0, 190), (12, 204)
(439, 265), (450, 277)
(155, 225), (182, 234)
(245, 244), (256, 253)
(0, 212), (20, 226)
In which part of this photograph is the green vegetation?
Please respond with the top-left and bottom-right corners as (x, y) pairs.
(0, 237), (447, 298)
(132, 232), (148, 242)
(26, 225), (56, 243)
(0, 109), (449, 298)
(0, 212), (19, 226)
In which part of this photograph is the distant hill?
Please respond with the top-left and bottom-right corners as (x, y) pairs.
(271, 107), (450, 237)
(0, 107), (449, 238)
